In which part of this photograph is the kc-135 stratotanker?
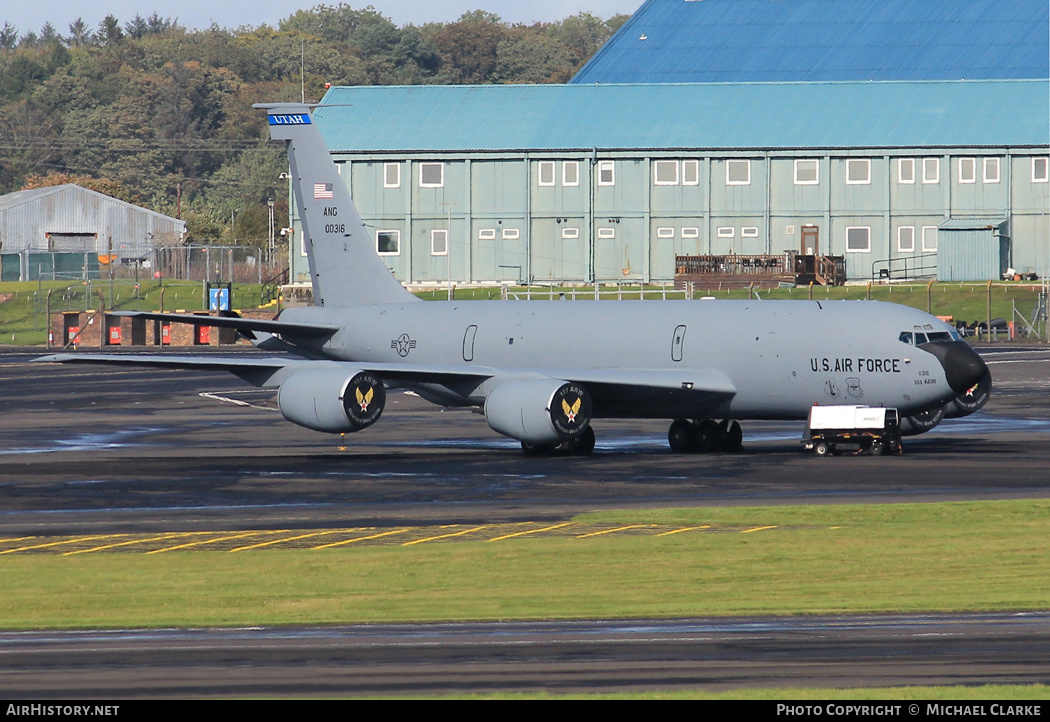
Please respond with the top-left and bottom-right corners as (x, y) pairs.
(38, 103), (991, 455)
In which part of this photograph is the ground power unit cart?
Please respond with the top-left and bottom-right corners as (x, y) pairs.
(802, 405), (903, 456)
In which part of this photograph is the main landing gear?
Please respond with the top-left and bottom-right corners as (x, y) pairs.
(520, 426), (596, 457)
(667, 419), (743, 453)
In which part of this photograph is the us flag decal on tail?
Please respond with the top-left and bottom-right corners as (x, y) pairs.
(313, 182), (334, 199)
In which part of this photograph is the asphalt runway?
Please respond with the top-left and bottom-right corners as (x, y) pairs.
(0, 345), (1047, 696)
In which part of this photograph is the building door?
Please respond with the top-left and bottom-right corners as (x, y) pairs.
(801, 226), (819, 256)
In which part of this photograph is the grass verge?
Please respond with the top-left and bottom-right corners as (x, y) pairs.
(0, 500), (1046, 630)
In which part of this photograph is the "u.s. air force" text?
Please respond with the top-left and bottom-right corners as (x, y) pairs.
(810, 357), (902, 373)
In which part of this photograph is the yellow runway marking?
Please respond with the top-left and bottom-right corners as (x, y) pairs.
(147, 531), (277, 554)
(0, 534), (127, 555)
(741, 525), (778, 533)
(576, 524), (648, 538)
(230, 529), (353, 552)
(403, 526), (490, 546)
(657, 525), (711, 537)
(313, 529), (407, 549)
(64, 533), (191, 556)
(487, 522), (575, 542)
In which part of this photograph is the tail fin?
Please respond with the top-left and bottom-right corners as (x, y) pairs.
(256, 103), (417, 307)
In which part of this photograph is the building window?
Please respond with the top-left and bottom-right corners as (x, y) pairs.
(383, 162), (400, 188)
(923, 157), (940, 184)
(562, 161), (579, 187)
(431, 229), (448, 256)
(682, 160), (700, 186)
(898, 158), (915, 184)
(479, 228), (496, 241)
(846, 159), (870, 185)
(741, 227), (759, 238)
(681, 227), (700, 239)
(846, 227), (870, 253)
(538, 161), (555, 187)
(983, 158), (1000, 184)
(922, 226), (937, 252)
(656, 227), (675, 239)
(376, 230), (400, 256)
(562, 227), (579, 240)
(598, 160), (615, 186)
(597, 228), (615, 239)
(898, 226), (915, 253)
(654, 160), (678, 185)
(716, 227), (735, 238)
(419, 162), (443, 188)
(1033, 157), (1049, 183)
(794, 159), (819, 185)
(502, 228), (520, 241)
(959, 158), (976, 184)
(726, 160), (750, 185)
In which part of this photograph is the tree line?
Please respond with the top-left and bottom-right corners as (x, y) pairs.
(0, 5), (627, 250)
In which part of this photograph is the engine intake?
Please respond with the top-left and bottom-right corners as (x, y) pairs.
(278, 368), (385, 433)
(485, 379), (592, 444)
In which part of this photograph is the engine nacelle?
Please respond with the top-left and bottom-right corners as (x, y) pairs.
(900, 404), (945, 436)
(277, 368), (386, 433)
(484, 379), (592, 444)
(943, 370), (992, 419)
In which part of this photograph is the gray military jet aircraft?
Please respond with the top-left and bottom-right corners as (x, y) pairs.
(37, 102), (992, 455)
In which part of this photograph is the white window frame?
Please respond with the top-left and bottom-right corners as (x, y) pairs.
(562, 161), (579, 187)
(794, 159), (819, 185)
(716, 227), (735, 238)
(983, 157), (1000, 184)
(383, 162), (400, 188)
(959, 158), (976, 184)
(681, 227), (699, 239)
(478, 228), (496, 241)
(741, 226), (759, 238)
(898, 158), (915, 184)
(922, 157), (940, 184)
(654, 160), (679, 186)
(656, 227), (675, 239)
(845, 226), (871, 253)
(846, 159), (871, 185)
(597, 228), (616, 240)
(419, 162), (444, 188)
(726, 160), (750, 186)
(897, 226), (915, 253)
(376, 229), (400, 256)
(561, 227), (580, 240)
(921, 226), (938, 253)
(1033, 157), (1049, 183)
(682, 159), (700, 186)
(538, 161), (555, 187)
(430, 229), (448, 256)
(502, 228), (520, 241)
(597, 160), (615, 186)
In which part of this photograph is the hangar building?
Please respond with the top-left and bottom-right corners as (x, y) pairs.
(289, 0), (1049, 287)
(0, 184), (185, 281)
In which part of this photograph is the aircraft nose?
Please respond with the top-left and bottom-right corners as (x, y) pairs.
(919, 340), (989, 394)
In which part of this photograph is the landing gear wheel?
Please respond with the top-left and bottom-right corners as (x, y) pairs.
(721, 420), (743, 452)
(668, 419), (697, 453)
(568, 426), (596, 456)
(695, 420), (718, 453)
(814, 441), (830, 456)
(521, 441), (553, 456)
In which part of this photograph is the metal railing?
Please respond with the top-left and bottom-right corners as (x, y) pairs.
(871, 254), (938, 283)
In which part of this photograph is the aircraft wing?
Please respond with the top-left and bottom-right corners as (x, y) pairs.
(35, 353), (735, 417)
(107, 311), (340, 340)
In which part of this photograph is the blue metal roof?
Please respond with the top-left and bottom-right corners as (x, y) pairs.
(317, 81), (1048, 152)
(572, 0), (1050, 84)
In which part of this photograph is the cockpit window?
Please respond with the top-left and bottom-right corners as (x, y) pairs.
(914, 332), (929, 344)
(899, 331), (914, 345)
(926, 332), (952, 343)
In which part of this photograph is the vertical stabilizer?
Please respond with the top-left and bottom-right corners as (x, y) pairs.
(256, 103), (417, 307)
